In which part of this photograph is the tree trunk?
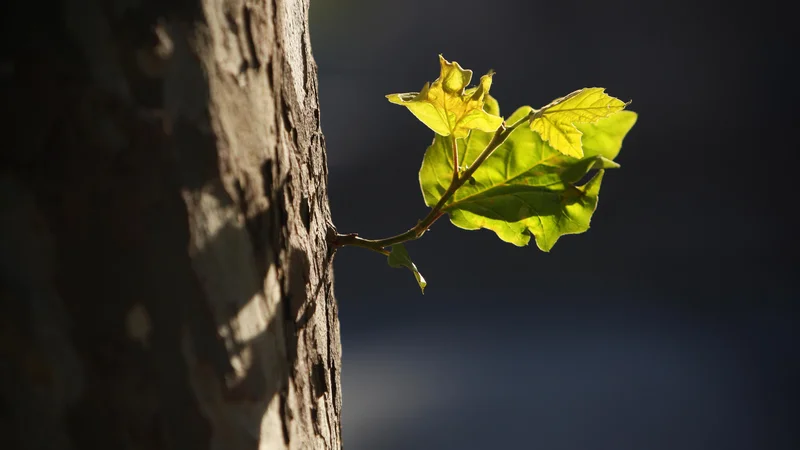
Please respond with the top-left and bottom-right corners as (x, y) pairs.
(0, 1), (341, 449)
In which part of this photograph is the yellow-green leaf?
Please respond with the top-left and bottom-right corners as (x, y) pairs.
(420, 104), (624, 251)
(387, 244), (427, 293)
(483, 94), (500, 116)
(386, 55), (504, 138)
(530, 88), (628, 158)
(575, 110), (637, 161)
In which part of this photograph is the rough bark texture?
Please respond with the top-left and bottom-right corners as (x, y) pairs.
(0, 1), (341, 449)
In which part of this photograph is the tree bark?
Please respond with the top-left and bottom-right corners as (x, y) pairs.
(0, 1), (341, 449)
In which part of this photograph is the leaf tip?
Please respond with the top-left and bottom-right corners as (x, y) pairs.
(387, 244), (427, 294)
(534, 237), (555, 253)
(438, 55), (472, 94)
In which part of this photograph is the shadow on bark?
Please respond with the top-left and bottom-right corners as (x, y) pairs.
(0, 155), (299, 449)
(0, 77), (302, 450)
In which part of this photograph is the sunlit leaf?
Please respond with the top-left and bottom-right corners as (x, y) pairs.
(387, 244), (427, 293)
(530, 88), (629, 158)
(386, 55), (504, 138)
(420, 105), (622, 251)
(483, 94), (500, 116)
(576, 110), (637, 161)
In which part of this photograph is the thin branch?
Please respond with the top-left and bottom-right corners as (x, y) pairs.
(331, 112), (532, 254)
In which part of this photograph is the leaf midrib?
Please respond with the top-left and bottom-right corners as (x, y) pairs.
(443, 154), (566, 211)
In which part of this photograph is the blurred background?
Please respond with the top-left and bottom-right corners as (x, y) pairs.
(309, 1), (797, 449)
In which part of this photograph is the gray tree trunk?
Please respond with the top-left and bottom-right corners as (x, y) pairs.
(0, 1), (341, 449)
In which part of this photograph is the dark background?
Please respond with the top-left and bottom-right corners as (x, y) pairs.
(310, 0), (797, 449)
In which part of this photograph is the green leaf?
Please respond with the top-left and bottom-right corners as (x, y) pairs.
(575, 110), (637, 161)
(420, 105), (621, 251)
(483, 94), (500, 116)
(530, 88), (629, 158)
(386, 55), (504, 138)
(387, 244), (427, 293)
